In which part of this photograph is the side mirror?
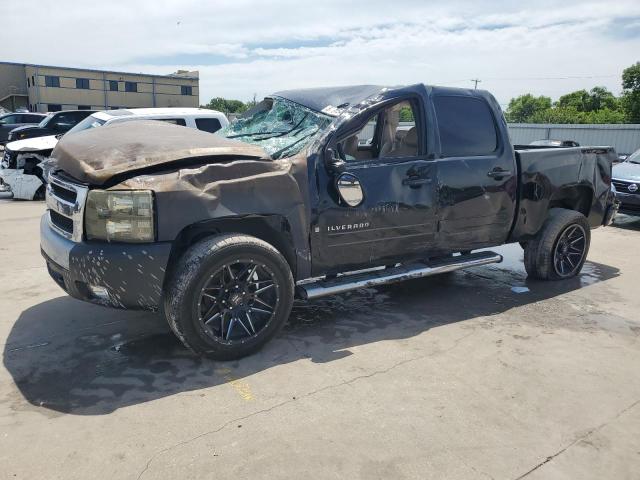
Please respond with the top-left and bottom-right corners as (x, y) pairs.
(335, 172), (364, 207)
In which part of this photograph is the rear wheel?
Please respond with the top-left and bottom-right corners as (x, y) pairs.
(164, 234), (294, 359)
(524, 208), (590, 280)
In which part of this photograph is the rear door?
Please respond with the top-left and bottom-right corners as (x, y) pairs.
(433, 94), (517, 251)
(311, 97), (438, 274)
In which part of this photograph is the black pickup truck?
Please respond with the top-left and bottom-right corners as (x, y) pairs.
(40, 84), (618, 359)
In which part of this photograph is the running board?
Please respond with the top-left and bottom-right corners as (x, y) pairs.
(297, 251), (503, 300)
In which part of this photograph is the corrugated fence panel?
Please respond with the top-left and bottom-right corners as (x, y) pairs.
(508, 124), (640, 155)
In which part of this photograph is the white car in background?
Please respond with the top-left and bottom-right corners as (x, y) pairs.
(0, 108), (228, 200)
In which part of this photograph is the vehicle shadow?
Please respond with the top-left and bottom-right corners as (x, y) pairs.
(3, 246), (620, 416)
(611, 213), (640, 231)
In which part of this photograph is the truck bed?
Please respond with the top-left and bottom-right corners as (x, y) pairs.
(510, 145), (616, 241)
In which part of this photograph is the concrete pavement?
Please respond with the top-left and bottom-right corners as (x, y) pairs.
(1, 199), (640, 479)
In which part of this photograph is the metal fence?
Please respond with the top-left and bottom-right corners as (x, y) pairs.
(507, 123), (640, 155)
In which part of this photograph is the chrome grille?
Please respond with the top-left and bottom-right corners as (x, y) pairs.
(613, 179), (640, 195)
(46, 172), (88, 242)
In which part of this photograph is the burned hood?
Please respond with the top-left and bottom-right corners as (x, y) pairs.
(52, 120), (269, 185)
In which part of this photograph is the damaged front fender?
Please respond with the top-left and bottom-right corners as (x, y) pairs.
(111, 153), (313, 279)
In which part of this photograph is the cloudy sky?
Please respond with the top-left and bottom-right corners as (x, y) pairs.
(2, 0), (640, 106)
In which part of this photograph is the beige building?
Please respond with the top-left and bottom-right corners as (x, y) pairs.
(0, 62), (199, 112)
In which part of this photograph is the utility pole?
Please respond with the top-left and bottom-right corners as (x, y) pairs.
(471, 78), (481, 89)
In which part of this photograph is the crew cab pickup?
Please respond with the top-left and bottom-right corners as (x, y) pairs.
(40, 84), (618, 359)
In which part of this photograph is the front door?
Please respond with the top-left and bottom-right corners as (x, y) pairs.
(433, 94), (517, 251)
(311, 99), (438, 275)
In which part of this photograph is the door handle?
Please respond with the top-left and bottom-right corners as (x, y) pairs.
(402, 176), (432, 187)
(487, 168), (512, 179)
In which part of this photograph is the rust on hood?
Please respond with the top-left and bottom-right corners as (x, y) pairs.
(52, 120), (269, 185)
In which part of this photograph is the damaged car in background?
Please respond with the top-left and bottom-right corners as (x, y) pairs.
(0, 108), (228, 200)
(40, 84), (618, 360)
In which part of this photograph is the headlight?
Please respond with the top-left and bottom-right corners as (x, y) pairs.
(85, 190), (154, 242)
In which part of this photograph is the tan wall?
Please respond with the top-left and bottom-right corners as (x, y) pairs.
(22, 65), (198, 112)
(0, 64), (27, 99)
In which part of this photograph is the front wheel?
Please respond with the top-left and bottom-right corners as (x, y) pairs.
(524, 208), (591, 280)
(164, 234), (294, 359)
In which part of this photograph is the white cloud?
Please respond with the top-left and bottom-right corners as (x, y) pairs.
(2, 0), (639, 105)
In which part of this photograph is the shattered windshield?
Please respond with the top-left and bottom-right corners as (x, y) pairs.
(218, 97), (332, 159)
(67, 115), (107, 135)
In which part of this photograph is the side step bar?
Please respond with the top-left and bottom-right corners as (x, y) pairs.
(297, 251), (502, 300)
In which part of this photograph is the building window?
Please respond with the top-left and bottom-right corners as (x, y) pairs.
(181, 85), (193, 96)
(109, 80), (118, 91)
(27, 78), (30, 88)
(48, 104), (62, 112)
(32, 75), (35, 86)
(45, 76), (60, 88)
(125, 81), (137, 92)
(76, 78), (90, 89)
(78, 105), (91, 110)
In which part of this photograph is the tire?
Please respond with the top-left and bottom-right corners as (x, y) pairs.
(524, 208), (591, 280)
(164, 234), (294, 359)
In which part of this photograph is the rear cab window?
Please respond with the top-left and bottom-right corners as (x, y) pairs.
(195, 117), (222, 133)
(433, 96), (498, 157)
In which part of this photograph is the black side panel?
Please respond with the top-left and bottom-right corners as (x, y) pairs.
(510, 147), (615, 241)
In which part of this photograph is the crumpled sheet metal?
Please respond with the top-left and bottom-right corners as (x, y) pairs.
(112, 153), (313, 277)
(53, 120), (269, 185)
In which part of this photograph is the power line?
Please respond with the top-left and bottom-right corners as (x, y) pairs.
(439, 74), (620, 84)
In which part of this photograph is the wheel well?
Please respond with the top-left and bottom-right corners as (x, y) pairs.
(548, 186), (593, 217)
(165, 215), (297, 285)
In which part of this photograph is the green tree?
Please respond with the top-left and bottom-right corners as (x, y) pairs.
(399, 106), (414, 122)
(556, 90), (590, 111)
(505, 94), (552, 123)
(530, 106), (626, 124)
(622, 62), (640, 123)
(202, 97), (248, 114)
(588, 86), (619, 111)
(556, 87), (619, 112)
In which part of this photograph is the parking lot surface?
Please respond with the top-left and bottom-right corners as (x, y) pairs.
(1, 199), (640, 479)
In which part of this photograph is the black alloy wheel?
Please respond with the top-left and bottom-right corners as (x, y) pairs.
(197, 260), (279, 343)
(552, 224), (587, 278)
